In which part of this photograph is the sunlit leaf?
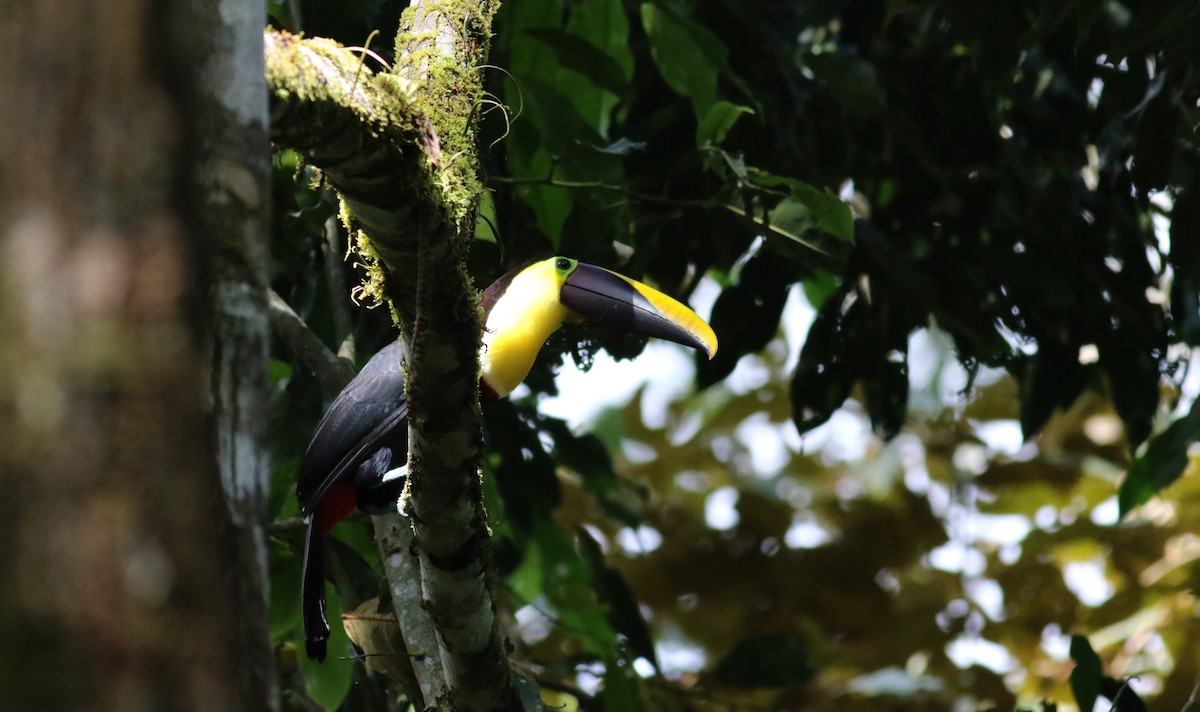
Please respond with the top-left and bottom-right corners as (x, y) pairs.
(524, 28), (628, 94)
(269, 358), (293, 385)
(696, 101), (753, 146)
(750, 170), (854, 244)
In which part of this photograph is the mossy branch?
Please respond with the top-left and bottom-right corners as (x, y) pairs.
(264, 28), (446, 326)
(265, 2), (517, 708)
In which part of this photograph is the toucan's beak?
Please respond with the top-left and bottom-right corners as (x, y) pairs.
(559, 262), (718, 358)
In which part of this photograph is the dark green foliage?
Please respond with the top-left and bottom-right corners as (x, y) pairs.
(1119, 397), (1200, 515)
(266, 0), (1200, 709)
(713, 634), (814, 688)
(578, 528), (657, 666)
(697, 247), (793, 388)
(760, 0), (1194, 454)
(1071, 635), (1148, 712)
(486, 401), (564, 531)
(1069, 635), (1102, 712)
(790, 280), (861, 434)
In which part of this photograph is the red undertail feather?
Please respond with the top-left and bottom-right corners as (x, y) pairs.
(315, 480), (357, 535)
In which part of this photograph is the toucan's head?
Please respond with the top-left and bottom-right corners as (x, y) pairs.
(480, 256), (718, 398)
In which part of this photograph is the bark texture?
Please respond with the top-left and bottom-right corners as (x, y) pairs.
(186, 1), (277, 709)
(0, 1), (240, 710)
(265, 0), (515, 708)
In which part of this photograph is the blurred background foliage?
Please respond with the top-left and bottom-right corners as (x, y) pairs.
(265, 0), (1200, 709)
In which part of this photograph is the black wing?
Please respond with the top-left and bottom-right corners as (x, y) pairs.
(297, 340), (409, 514)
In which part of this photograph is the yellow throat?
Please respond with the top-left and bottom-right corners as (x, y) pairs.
(480, 258), (571, 398)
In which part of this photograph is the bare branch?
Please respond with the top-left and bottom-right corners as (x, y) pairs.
(373, 514), (446, 708)
(1182, 674), (1200, 712)
(487, 172), (848, 270)
(266, 288), (356, 395)
(320, 216), (356, 362)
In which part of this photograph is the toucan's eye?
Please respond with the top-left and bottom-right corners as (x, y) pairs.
(555, 257), (571, 271)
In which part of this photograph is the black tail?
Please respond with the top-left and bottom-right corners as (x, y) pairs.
(302, 517), (329, 662)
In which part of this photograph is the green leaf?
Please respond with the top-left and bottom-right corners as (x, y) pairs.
(789, 182), (853, 244)
(268, 538), (302, 642)
(516, 74), (605, 151)
(601, 656), (647, 712)
(528, 516), (619, 653)
(331, 521), (384, 577)
(475, 189), (498, 242)
(751, 170), (853, 244)
(714, 634), (814, 688)
(802, 269), (840, 310)
(563, 0), (633, 133)
(696, 101), (753, 146)
(506, 533), (544, 604)
(791, 283), (860, 434)
(525, 28), (629, 93)
(697, 247), (792, 389)
(540, 416), (644, 526)
(578, 527), (657, 666)
(862, 338), (910, 440)
(1069, 635), (1102, 712)
(1019, 344), (1091, 439)
(268, 358), (293, 385)
(718, 148), (747, 180)
(269, 457), (301, 521)
(567, 0), (634, 79)
(1118, 397), (1200, 517)
(297, 584), (354, 711)
(641, 3), (718, 114)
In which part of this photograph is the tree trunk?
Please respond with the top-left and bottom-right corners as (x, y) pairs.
(186, 0), (277, 710)
(0, 1), (242, 710)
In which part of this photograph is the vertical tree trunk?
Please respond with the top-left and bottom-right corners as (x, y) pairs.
(0, 1), (243, 710)
(185, 1), (276, 709)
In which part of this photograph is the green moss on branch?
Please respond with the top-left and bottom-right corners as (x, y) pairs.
(264, 28), (447, 325)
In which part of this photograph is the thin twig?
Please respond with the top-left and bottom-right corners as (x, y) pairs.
(320, 216), (356, 362)
(267, 511), (371, 535)
(487, 172), (850, 268)
(282, 689), (324, 712)
(720, 203), (843, 262)
(1182, 673), (1200, 712)
(267, 288), (357, 395)
(488, 173), (719, 209)
(285, 0), (303, 32)
(268, 516), (306, 534)
(531, 674), (592, 702)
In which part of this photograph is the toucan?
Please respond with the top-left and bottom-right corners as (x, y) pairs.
(296, 256), (718, 661)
